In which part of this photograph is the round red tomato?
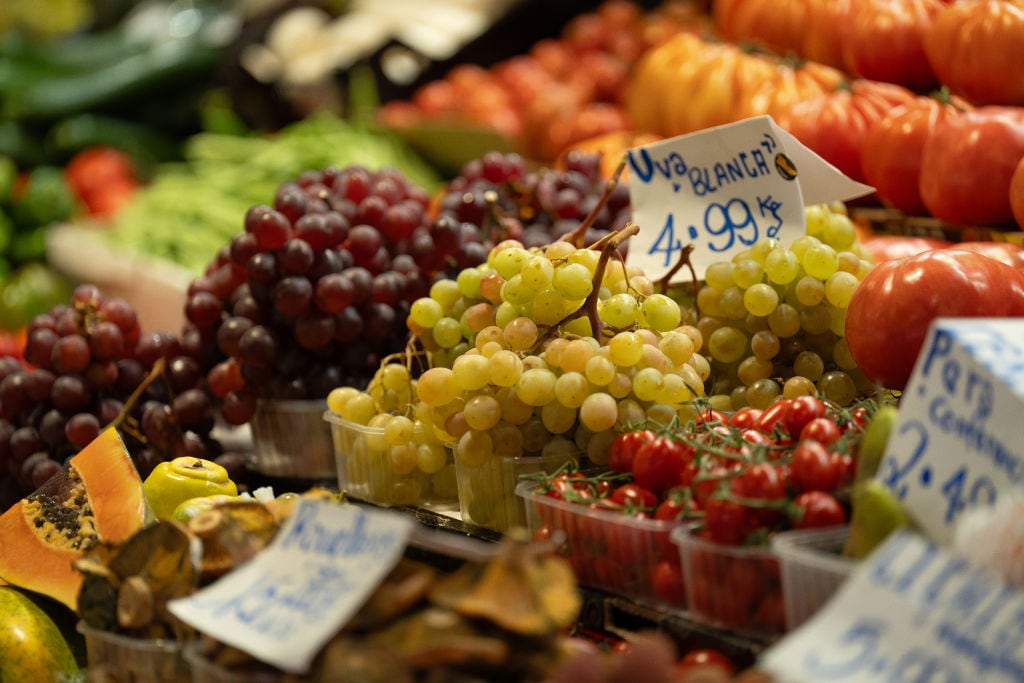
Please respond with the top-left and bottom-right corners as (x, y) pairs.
(728, 406), (763, 430)
(703, 498), (753, 545)
(919, 106), (1024, 226)
(860, 93), (969, 215)
(730, 462), (786, 502)
(789, 439), (841, 493)
(609, 483), (659, 510)
(607, 428), (655, 474)
(859, 234), (953, 262)
(800, 417), (842, 447)
(782, 395), (827, 439)
(754, 398), (792, 434)
(654, 486), (699, 522)
(791, 491), (847, 529)
(843, 0), (944, 91)
(845, 249), (1024, 389)
(924, 0), (1024, 106)
(954, 242), (1024, 271)
(631, 436), (689, 495)
(777, 79), (915, 183)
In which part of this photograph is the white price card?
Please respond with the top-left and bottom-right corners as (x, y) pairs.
(877, 318), (1024, 545)
(168, 499), (414, 674)
(625, 115), (873, 282)
(760, 529), (1024, 683)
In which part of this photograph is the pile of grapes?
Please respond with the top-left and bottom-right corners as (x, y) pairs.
(691, 204), (877, 409)
(0, 286), (224, 509)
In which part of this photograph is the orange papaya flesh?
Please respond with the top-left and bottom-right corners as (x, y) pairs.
(0, 427), (148, 611)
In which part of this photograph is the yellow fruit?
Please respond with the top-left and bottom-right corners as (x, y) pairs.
(0, 586), (79, 682)
(143, 457), (237, 521)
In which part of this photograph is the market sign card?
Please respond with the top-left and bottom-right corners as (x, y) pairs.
(625, 115), (873, 282)
(877, 318), (1024, 544)
(760, 529), (1024, 683)
(168, 499), (414, 674)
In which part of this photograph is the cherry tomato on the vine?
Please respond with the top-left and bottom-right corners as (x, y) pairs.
(789, 439), (841, 493)
(782, 395), (827, 439)
(632, 436), (691, 495)
(609, 483), (659, 510)
(800, 416), (843, 447)
(607, 428), (656, 474)
(791, 490), (847, 529)
(654, 486), (700, 522)
(704, 498), (754, 545)
(675, 648), (736, 676)
(755, 398), (792, 434)
(729, 406), (763, 430)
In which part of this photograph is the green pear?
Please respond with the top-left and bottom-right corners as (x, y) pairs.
(855, 404), (899, 484)
(843, 478), (912, 560)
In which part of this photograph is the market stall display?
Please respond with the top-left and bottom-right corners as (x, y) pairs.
(0, 0), (1023, 681)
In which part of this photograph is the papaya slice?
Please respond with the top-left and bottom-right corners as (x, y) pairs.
(0, 427), (148, 611)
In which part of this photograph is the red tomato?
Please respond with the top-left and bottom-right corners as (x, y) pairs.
(859, 234), (954, 263)
(730, 463), (786, 502)
(607, 428), (655, 474)
(791, 491), (847, 529)
(782, 395), (827, 439)
(728, 406), (763, 430)
(777, 79), (915, 183)
(860, 93), (970, 215)
(609, 483), (659, 510)
(800, 417), (842, 447)
(754, 398), (792, 434)
(1013, 156), (1024, 230)
(631, 436), (691, 495)
(676, 648), (736, 676)
(703, 498), (753, 545)
(924, 0), (1024, 106)
(845, 249), (1024, 389)
(843, 0), (944, 91)
(955, 242), (1024, 271)
(919, 106), (1024, 226)
(789, 439), (841, 493)
(654, 486), (700, 522)
(651, 558), (686, 605)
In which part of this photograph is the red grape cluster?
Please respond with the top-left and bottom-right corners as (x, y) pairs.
(424, 150), (632, 272)
(187, 165), (440, 427)
(0, 285), (222, 510)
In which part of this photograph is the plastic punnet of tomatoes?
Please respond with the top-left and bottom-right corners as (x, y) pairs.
(517, 477), (694, 609)
(672, 526), (785, 638)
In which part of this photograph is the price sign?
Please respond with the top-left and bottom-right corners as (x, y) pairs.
(168, 500), (413, 674)
(760, 529), (1024, 683)
(878, 318), (1024, 545)
(625, 115), (873, 282)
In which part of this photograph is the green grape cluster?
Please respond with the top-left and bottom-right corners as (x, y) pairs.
(406, 237), (710, 471)
(325, 361), (457, 506)
(691, 204), (877, 409)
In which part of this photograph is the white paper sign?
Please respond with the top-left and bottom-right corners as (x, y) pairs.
(167, 500), (414, 674)
(760, 529), (1024, 683)
(877, 318), (1024, 545)
(625, 115), (873, 282)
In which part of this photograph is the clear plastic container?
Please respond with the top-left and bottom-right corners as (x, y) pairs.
(249, 399), (336, 481)
(671, 527), (785, 639)
(455, 452), (575, 533)
(772, 524), (856, 631)
(183, 643), (291, 683)
(517, 479), (690, 609)
(324, 412), (458, 509)
(77, 621), (189, 683)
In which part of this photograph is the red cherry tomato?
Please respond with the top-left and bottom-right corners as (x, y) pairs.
(800, 416), (843, 447)
(789, 439), (841, 493)
(755, 398), (793, 434)
(792, 491), (847, 529)
(654, 486), (700, 522)
(704, 498), (754, 545)
(782, 395), (828, 439)
(730, 462), (786, 502)
(632, 436), (691, 495)
(609, 483), (659, 510)
(607, 428), (656, 474)
(651, 558), (686, 605)
(728, 406), (763, 430)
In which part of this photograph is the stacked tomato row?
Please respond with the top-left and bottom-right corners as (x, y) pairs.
(529, 396), (869, 634)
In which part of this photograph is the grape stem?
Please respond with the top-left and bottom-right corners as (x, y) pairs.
(655, 242), (699, 309)
(559, 156), (627, 248)
(109, 357), (166, 445)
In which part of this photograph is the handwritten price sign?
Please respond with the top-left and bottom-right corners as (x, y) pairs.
(877, 318), (1024, 544)
(761, 530), (1024, 683)
(168, 500), (413, 674)
(625, 115), (872, 282)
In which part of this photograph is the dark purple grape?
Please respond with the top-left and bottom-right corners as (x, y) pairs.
(89, 320), (125, 360)
(294, 313), (335, 350)
(51, 334), (91, 374)
(167, 356), (201, 392)
(51, 375), (89, 413)
(238, 326), (277, 367)
(272, 276), (313, 317)
(245, 205), (291, 250)
(277, 238), (315, 276)
(172, 389), (212, 428)
(65, 413), (101, 449)
(185, 291), (223, 330)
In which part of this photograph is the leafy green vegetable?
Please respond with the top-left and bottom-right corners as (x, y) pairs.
(106, 113), (443, 275)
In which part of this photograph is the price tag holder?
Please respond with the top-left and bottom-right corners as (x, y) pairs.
(877, 318), (1024, 545)
(760, 529), (1024, 683)
(625, 115), (873, 282)
(168, 499), (414, 674)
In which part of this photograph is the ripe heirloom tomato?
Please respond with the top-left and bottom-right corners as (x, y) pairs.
(954, 242), (1024, 271)
(777, 79), (915, 183)
(846, 249), (1024, 390)
(842, 0), (944, 91)
(858, 234), (953, 262)
(924, 0), (1024, 106)
(1013, 156), (1024, 230)
(607, 428), (655, 474)
(919, 106), (1024, 226)
(860, 92), (970, 215)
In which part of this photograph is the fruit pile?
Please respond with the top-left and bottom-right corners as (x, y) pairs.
(0, 286), (224, 509)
